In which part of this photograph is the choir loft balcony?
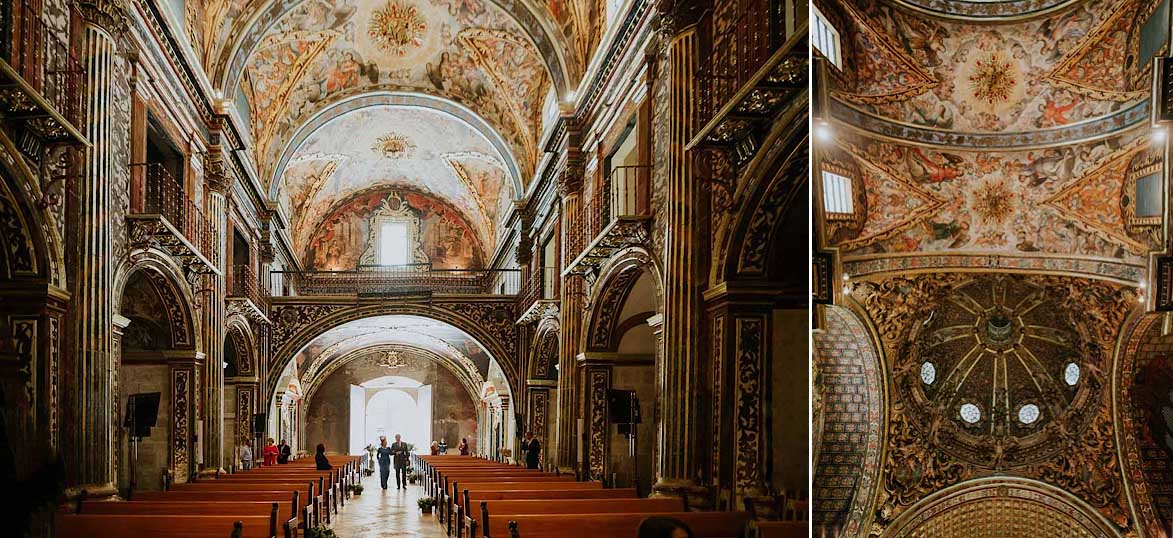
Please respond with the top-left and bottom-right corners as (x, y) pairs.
(126, 163), (219, 280)
(227, 264), (270, 324)
(517, 266), (559, 323)
(565, 164), (652, 279)
(687, 0), (806, 168)
(271, 264), (521, 299)
(0, 0), (88, 155)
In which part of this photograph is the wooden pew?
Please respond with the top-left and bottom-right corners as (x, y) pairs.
(500, 512), (751, 538)
(442, 481), (601, 525)
(754, 521), (807, 538)
(56, 514), (274, 538)
(473, 498), (684, 538)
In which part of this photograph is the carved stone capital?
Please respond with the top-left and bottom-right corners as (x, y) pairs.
(204, 156), (231, 195)
(557, 168), (583, 197)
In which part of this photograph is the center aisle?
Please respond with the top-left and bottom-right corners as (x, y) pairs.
(331, 472), (446, 537)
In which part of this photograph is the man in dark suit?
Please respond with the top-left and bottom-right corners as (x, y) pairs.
(520, 431), (540, 469)
(390, 433), (410, 489)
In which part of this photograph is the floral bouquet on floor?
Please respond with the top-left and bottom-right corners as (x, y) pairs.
(417, 496), (436, 513)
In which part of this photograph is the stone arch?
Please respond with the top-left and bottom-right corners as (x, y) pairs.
(302, 343), (483, 404)
(0, 133), (64, 286)
(715, 121), (807, 285)
(885, 477), (1121, 537)
(113, 252), (201, 351)
(1113, 312), (1170, 538)
(529, 317), (560, 380)
(268, 301), (518, 408)
(582, 246), (664, 353)
(225, 316), (258, 377)
(812, 304), (886, 536)
(268, 92), (525, 199)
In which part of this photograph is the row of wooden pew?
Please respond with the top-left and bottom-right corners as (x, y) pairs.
(56, 455), (361, 538)
(414, 454), (807, 538)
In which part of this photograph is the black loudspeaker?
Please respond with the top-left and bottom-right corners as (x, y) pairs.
(607, 390), (640, 424)
(516, 414), (524, 438)
(253, 413), (267, 435)
(124, 392), (161, 438)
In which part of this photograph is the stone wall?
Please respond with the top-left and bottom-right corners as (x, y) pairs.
(304, 357), (479, 455)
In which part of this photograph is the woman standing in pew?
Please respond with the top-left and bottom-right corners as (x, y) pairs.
(262, 438), (279, 466)
(315, 444), (333, 470)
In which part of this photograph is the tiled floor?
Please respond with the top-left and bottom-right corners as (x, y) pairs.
(330, 473), (446, 537)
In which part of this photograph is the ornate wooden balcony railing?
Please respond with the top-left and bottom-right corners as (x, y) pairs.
(0, 0), (88, 151)
(273, 265), (522, 297)
(517, 266), (559, 323)
(127, 163), (219, 278)
(689, 0), (805, 168)
(565, 165), (652, 278)
(228, 264), (270, 322)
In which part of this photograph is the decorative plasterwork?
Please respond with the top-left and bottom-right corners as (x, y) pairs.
(830, 99), (1149, 150)
(1115, 314), (1171, 538)
(812, 305), (884, 534)
(303, 343), (484, 403)
(127, 218), (221, 286)
(889, 0), (1081, 20)
(268, 297), (518, 395)
(885, 477), (1121, 537)
(854, 272), (1136, 530)
(357, 192), (430, 266)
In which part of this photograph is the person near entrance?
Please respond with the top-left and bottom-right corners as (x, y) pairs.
(391, 433), (410, 489)
(520, 431), (540, 469)
(376, 436), (393, 490)
(263, 438), (279, 466)
(277, 439), (291, 464)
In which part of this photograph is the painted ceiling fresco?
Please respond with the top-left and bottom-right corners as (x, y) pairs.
(304, 186), (486, 270)
(237, 0), (552, 185)
(825, 129), (1162, 263)
(280, 105), (514, 265)
(832, 0), (1164, 132)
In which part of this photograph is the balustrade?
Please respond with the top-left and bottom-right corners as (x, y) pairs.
(130, 162), (215, 261)
(0, 0), (86, 141)
(273, 265), (521, 297)
(229, 264), (269, 312)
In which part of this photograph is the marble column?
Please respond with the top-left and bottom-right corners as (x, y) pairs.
(556, 168), (584, 472)
(203, 181), (228, 471)
(63, 0), (126, 498)
(654, 25), (706, 498)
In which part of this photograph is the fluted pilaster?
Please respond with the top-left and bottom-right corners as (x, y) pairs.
(654, 26), (705, 497)
(204, 190), (227, 470)
(63, 14), (121, 497)
(556, 193), (584, 472)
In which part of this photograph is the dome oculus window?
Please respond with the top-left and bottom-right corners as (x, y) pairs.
(960, 403), (981, 424)
(1018, 404), (1040, 424)
(1064, 362), (1080, 386)
(920, 362), (936, 385)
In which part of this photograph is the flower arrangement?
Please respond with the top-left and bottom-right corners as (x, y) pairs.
(304, 528), (339, 538)
(417, 496), (436, 513)
(407, 470), (419, 484)
(350, 483), (364, 495)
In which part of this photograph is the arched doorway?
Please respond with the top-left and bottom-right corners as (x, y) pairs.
(582, 249), (663, 492)
(114, 264), (199, 493)
(272, 314), (511, 460)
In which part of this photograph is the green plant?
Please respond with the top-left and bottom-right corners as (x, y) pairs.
(304, 528), (339, 538)
(350, 483), (364, 494)
(407, 470), (420, 482)
(417, 496), (436, 510)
